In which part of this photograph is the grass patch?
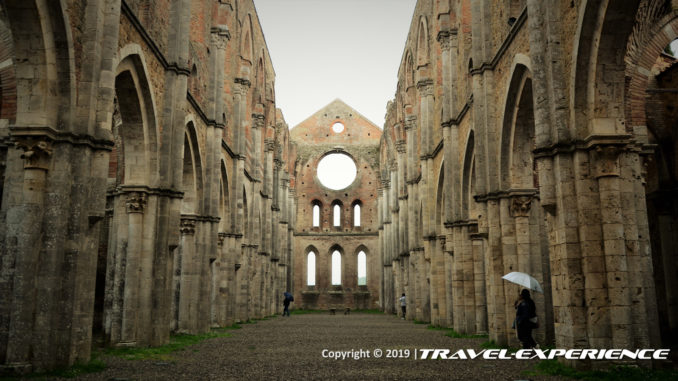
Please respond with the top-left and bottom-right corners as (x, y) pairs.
(426, 324), (489, 339)
(105, 326), (236, 361)
(413, 319), (428, 324)
(524, 359), (678, 381)
(0, 357), (107, 380)
(352, 309), (383, 314)
(290, 309), (326, 315)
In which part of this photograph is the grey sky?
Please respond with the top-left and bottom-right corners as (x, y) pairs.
(253, 0), (417, 129)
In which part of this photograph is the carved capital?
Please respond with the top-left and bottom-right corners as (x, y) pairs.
(210, 25), (231, 47)
(592, 145), (622, 178)
(180, 217), (196, 235)
(437, 30), (455, 51)
(234, 78), (251, 95)
(416, 79), (434, 96)
(218, 232), (227, 246)
(252, 113), (265, 128)
(210, 32), (230, 51)
(264, 138), (275, 152)
(125, 192), (147, 214)
(395, 139), (407, 153)
(404, 116), (417, 130)
(509, 195), (533, 218)
(15, 137), (52, 170)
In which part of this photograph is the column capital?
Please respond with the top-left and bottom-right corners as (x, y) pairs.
(125, 192), (147, 214)
(436, 29), (457, 51)
(210, 26), (230, 50)
(592, 144), (623, 178)
(416, 79), (434, 96)
(180, 217), (196, 235)
(15, 137), (52, 170)
(252, 113), (265, 128)
(264, 138), (275, 152)
(234, 78), (251, 95)
(404, 116), (417, 130)
(509, 195), (534, 218)
(396, 139), (407, 152)
(218, 232), (227, 246)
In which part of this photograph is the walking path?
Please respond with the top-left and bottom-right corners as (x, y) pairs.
(71, 313), (560, 380)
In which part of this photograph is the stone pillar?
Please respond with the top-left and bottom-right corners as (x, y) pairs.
(471, 231), (488, 333)
(178, 216), (198, 333)
(485, 199), (507, 345)
(119, 192), (147, 344)
(3, 139), (52, 367)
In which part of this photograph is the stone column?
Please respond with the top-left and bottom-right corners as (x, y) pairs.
(178, 216), (197, 333)
(120, 192), (147, 344)
(470, 231), (488, 333)
(3, 139), (52, 366)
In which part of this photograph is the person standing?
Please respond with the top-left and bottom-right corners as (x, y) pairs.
(515, 289), (537, 349)
(399, 293), (406, 319)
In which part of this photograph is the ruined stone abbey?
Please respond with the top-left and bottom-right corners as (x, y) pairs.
(0, 0), (677, 373)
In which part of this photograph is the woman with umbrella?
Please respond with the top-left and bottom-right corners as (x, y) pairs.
(514, 289), (537, 349)
(502, 272), (541, 349)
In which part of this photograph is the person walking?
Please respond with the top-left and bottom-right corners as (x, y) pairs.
(515, 289), (537, 349)
(399, 293), (406, 319)
(283, 291), (293, 317)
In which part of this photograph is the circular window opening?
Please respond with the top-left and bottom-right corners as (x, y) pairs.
(317, 153), (357, 190)
(332, 122), (345, 133)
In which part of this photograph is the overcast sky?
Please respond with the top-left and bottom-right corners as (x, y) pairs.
(253, 0), (417, 129)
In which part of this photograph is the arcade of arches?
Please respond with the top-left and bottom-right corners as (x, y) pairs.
(0, 0), (677, 373)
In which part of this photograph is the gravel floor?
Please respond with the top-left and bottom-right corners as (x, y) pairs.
(60, 313), (564, 381)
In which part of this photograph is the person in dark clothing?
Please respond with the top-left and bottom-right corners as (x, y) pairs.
(515, 289), (537, 349)
(283, 291), (293, 317)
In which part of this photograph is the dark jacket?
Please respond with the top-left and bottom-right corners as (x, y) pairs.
(516, 298), (536, 326)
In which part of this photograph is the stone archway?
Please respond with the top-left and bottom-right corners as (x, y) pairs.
(103, 52), (160, 348)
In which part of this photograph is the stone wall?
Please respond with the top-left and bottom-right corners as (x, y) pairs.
(378, 0), (676, 369)
(0, 0), (295, 373)
(290, 100), (381, 310)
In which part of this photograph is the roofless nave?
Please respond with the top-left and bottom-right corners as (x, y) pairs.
(0, 0), (677, 374)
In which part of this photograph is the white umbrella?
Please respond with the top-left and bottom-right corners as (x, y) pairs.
(502, 272), (543, 293)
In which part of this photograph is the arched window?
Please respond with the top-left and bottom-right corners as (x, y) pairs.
(357, 251), (366, 285)
(307, 251), (316, 286)
(312, 203), (320, 227)
(331, 250), (341, 285)
(333, 204), (341, 227)
(353, 204), (361, 227)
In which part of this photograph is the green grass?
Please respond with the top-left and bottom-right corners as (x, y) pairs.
(426, 324), (489, 339)
(413, 319), (428, 324)
(352, 308), (383, 314)
(104, 326), (238, 361)
(524, 359), (678, 381)
(290, 309), (326, 315)
(0, 357), (107, 380)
